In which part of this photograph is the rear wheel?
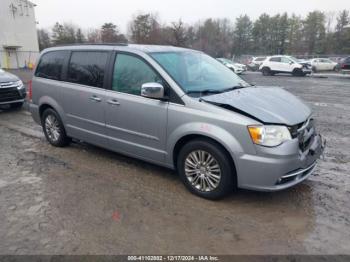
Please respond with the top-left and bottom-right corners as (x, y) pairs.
(262, 67), (271, 76)
(42, 108), (71, 147)
(177, 139), (236, 200)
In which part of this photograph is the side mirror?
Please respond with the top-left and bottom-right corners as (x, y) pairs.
(141, 82), (165, 100)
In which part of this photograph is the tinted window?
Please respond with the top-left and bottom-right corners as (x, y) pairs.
(67, 51), (108, 88)
(112, 54), (161, 95)
(35, 51), (68, 80)
(270, 57), (281, 62)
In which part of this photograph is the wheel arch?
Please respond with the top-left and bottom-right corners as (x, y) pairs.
(38, 96), (66, 124)
(172, 134), (238, 190)
(171, 133), (238, 175)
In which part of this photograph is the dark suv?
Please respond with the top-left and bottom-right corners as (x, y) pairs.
(338, 57), (350, 71)
(0, 69), (26, 108)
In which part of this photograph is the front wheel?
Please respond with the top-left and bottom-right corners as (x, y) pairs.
(177, 139), (236, 200)
(293, 69), (304, 77)
(262, 67), (271, 76)
(42, 108), (71, 147)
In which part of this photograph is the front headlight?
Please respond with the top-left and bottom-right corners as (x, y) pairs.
(16, 80), (24, 90)
(248, 125), (292, 147)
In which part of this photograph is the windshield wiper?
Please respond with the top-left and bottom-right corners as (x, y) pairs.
(218, 85), (249, 93)
(186, 89), (223, 95)
(186, 85), (251, 96)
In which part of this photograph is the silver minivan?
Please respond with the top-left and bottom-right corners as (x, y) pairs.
(29, 44), (325, 199)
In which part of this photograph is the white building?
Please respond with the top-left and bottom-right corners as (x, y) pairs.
(0, 0), (39, 69)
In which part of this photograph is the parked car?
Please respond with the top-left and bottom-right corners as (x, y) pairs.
(29, 45), (325, 199)
(338, 56), (350, 71)
(0, 68), (26, 108)
(260, 56), (312, 76)
(217, 58), (246, 74)
(248, 57), (267, 71)
(309, 58), (338, 72)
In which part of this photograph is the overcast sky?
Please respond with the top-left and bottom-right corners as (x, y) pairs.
(33, 0), (350, 32)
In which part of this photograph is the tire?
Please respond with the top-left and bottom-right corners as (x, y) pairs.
(262, 67), (271, 76)
(293, 68), (304, 77)
(10, 102), (23, 109)
(177, 138), (236, 200)
(41, 108), (71, 147)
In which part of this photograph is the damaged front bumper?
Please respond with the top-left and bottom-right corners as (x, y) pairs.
(235, 134), (326, 192)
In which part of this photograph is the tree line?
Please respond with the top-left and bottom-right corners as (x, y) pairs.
(38, 10), (350, 58)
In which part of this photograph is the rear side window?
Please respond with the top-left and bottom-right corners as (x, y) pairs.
(270, 57), (281, 62)
(67, 51), (108, 88)
(35, 51), (68, 80)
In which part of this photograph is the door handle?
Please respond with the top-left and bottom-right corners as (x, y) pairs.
(107, 99), (120, 106)
(89, 96), (102, 102)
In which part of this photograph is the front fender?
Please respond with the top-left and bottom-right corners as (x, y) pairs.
(166, 122), (244, 168)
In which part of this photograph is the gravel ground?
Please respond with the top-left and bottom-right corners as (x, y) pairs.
(0, 71), (349, 255)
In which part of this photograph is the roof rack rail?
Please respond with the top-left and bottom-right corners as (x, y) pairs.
(55, 43), (129, 47)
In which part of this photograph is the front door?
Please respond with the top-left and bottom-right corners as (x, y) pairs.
(280, 57), (294, 72)
(62, 51), (110, 147)
(105, 53), (168, 164)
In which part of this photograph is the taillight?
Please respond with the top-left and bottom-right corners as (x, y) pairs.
(28, 80), (33, 101)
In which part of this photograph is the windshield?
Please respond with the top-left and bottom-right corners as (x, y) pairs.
(218, 58), (233, 65)
(289, 56), (301, 63)
(150, 51), (249, 95)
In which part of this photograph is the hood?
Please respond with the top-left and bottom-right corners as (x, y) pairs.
(0, 70), (19, 83)
(202, 87), (311, 126)
(234, 63), (246, 68)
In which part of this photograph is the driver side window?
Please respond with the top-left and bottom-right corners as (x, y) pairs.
(112, 54), (161, 95)
(281, 57), (291, 64)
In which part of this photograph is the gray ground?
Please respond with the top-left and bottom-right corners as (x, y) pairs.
(0, 71), (349, 255)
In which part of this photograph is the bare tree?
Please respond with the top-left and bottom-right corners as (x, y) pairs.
(101, 23), (127, 43)
(37, 29), (51, 50)
(129, 13), (162, 44)
(87, 29), (101, 43)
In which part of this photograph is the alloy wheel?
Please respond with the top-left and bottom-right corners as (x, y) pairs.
(184, 150), (222, 192)
(45, 114), (61, 142)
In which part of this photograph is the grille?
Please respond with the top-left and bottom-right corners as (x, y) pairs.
(0, 81), (19, 88)
(297, 118), (315, 152)
(289, 118), (315, 152)
(0, 87), (21, 103)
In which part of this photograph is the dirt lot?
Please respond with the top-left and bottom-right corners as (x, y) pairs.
(0, 71), (349, 255)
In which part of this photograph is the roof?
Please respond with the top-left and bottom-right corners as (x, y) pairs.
(128, 44), (190, 53)
(44, 44), (194, 54)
